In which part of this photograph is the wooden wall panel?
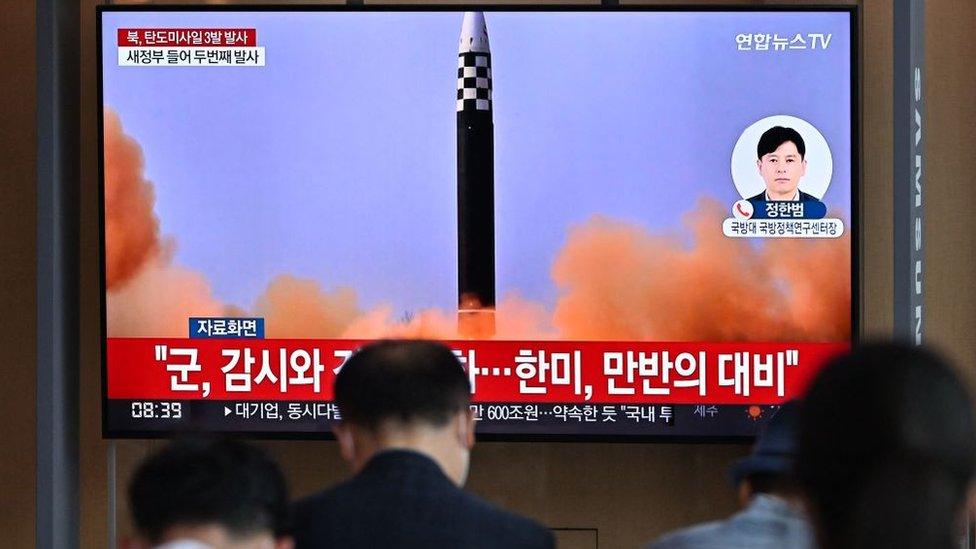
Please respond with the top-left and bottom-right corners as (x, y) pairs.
(924, 0), (976, 387)
(0, 1), (37, 547)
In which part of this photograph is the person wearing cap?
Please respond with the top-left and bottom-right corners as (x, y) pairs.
(646, 402), (814, 549)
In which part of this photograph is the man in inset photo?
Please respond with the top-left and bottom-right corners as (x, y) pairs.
(748, 126), (824, 206)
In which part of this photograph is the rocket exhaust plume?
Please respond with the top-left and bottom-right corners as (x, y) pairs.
(104, 108), (225, 336)
(456, 11), (496, 338)
(551, 198), (851, 342)
(255, 275), (362, 338)
(103, 109), (161, 289)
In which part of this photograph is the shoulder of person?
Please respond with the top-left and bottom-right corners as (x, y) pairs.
(290, 480), (353, 531)
(459, 490), (554, 548)
(646, 520), (727, 549)
(748, 191), (765, 202)
(799, 190), (823, 203)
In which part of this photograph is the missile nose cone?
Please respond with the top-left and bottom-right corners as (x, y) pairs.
(459, 11), (490, 53)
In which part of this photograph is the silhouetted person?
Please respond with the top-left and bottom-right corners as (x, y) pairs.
(648, 401), (813, 549)
(126, 438), (292, 549)
(797, 343), (976, 549)
(292, 340), (553, 549)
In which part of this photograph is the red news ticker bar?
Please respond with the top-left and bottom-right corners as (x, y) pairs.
(107, 338), (848, 405)
(117, 28), (257, 47)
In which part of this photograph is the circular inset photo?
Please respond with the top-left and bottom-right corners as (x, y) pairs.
(730, 115), (832, 202)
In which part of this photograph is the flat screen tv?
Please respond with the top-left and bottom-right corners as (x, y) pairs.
(99, 5), (857, 439)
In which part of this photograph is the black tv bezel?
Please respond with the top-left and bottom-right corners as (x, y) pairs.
(97, 3), (861, 443)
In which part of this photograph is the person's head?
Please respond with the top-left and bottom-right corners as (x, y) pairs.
(730, 401), (803, 507)
(332, 339), (475, 486)
(756, 126), (807, 200)
(797, 343), (976, 549)
(127, 439), (292, 549)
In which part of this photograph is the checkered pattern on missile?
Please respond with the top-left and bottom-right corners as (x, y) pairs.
(456, 52), (492, 112)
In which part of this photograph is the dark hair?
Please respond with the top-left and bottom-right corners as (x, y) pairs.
(335, 340), (471, 429)
(797, 343), (976, 549)
(757, 126), (806, 159)
(128, 438), (290, 544)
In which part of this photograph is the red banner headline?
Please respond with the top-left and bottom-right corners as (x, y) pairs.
(117, 28), (256, 47)
(107, 338), (847, 405)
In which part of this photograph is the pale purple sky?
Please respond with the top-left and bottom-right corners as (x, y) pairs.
(101, 10), (852, 313)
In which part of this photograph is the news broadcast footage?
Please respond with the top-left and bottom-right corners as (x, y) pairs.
(100, 8), (854, 438)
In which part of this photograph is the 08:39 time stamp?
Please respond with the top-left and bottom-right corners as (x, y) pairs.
(131, 401), (183, 419)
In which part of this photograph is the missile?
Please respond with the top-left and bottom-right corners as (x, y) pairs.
(456, 11), (496, 338)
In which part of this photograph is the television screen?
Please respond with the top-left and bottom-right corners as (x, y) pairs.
(99, 6), (856, 439)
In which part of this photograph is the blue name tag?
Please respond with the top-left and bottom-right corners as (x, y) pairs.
(189, 317), (265, 339)
(751, 200), (826, 220)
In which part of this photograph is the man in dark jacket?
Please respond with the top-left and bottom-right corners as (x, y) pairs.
(292, 340), (554, 549)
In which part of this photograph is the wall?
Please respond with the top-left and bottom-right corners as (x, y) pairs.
(0, 0), (967, 547)
(0, 1), (37, 547)
(924, 0), (976, 388)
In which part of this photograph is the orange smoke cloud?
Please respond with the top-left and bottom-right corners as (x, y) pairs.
(342, 307), (458, 340)
(103, 109), (161, 289)
(551, 198), (850, 342)
(494, 294), (556, 340)
(338, 293), (556, 341)
(103, 109), (462, 340)
(254, 275), (362, 338)
(106, 247), (225, 337)
(765, 227), (852, 341)
(105, 109), (227, 337)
